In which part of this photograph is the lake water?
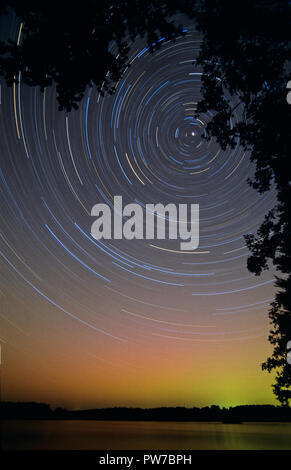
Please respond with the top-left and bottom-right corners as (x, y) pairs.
(1, 420), (291, 450)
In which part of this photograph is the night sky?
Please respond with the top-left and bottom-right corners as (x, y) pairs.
(0, 17), (278, 408)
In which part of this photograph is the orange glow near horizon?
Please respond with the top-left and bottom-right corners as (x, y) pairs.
(0, 22), (279, 411)
(2, 308), (277, 409)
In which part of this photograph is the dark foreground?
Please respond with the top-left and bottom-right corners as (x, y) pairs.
(2, 420), (291, 450)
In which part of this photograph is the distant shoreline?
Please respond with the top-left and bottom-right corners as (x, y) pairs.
(1, 402), (291, 422)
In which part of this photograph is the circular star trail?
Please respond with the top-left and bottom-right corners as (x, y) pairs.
(0, 22), (276, 358)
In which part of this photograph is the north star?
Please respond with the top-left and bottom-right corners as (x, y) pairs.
(99, 454), (134, 467)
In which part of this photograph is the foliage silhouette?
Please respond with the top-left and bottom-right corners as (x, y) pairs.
(0, 1), (186, 110)
(194, 0), (291, 406)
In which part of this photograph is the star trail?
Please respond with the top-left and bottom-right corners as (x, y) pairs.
(0, 19), (278, 408)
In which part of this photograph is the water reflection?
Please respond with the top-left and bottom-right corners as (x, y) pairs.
(2, 420), (291, 450)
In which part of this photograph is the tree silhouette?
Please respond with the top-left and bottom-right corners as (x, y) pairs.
(0, 0), (290, 404)
(194, 0), (291, 405)
(0, 1), (185, 110)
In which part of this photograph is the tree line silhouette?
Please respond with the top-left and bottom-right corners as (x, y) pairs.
(1, 402), (291, 422)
